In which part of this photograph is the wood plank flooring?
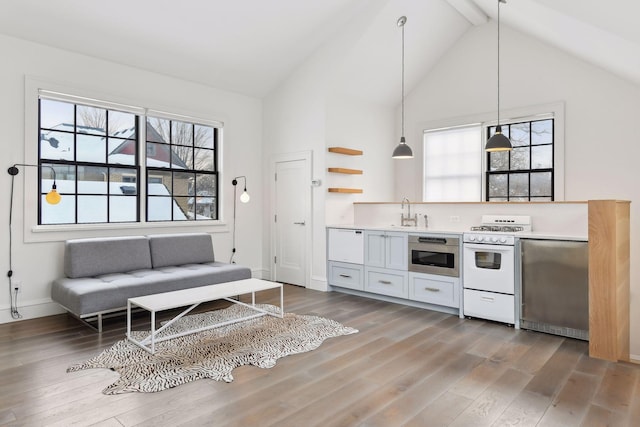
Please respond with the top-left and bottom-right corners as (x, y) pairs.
(1, 284), (639, 426)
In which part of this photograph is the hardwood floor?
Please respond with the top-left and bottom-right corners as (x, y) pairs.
(1, 284), (639, 426)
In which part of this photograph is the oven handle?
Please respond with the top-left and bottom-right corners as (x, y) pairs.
(463, 243), (514, 252)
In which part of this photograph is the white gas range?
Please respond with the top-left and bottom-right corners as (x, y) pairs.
(462, 215), (532, 325)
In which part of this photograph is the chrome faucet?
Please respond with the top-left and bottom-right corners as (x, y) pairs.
(401, 197), (417, 227)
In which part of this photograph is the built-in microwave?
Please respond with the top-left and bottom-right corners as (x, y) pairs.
(408, 235), (460, 277)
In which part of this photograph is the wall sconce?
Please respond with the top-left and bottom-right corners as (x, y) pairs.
(6, 163), (62, 319)
(8, 163), (61, 205)
(230, 176), (250, 263)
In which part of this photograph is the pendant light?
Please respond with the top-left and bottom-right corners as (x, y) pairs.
(485, 0), (512, 152)
(392, 16), (413, 159)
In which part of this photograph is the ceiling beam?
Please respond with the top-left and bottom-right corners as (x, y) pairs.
(445, 0), (488, 26)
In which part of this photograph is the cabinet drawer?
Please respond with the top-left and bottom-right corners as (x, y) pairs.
(364, 267), (408, 298)
(409, 273), (459, 308)
(328, 262), (364, 291)
(463, 289), (515, 324)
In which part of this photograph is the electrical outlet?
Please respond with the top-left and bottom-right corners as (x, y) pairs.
(13, 280), (21, 293)
(449, 215), (460, 223)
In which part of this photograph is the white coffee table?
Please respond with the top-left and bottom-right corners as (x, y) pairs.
(126, 278), (283, 354)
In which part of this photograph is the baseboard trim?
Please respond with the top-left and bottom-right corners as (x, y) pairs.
(309, 275), (327, 292)
(0, 299), (65, 324)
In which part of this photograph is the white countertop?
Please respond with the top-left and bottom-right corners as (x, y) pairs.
(326, 225), (588, 241)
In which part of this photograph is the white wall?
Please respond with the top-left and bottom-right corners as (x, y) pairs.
(325, 93), (396, 225)
(262, 0), (392, 290)
(397, 22), (640, 358)
(0, 34), (264, 322)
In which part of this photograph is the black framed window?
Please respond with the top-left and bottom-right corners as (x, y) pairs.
(145, 116), (218, 221)
(39, 98), (139, 224)
(486, 118), (554, 201)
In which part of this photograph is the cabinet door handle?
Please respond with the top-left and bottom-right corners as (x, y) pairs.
(294, 221), (306, 225)
(339, 274), (352, 278)
(425, 287), (440, 292)
(379, 280), (392, 285)
(481, 296), (495, 302)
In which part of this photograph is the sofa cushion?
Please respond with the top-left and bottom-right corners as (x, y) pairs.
(64, 236), (152, 279)
(51, 262), (251, 315)
(148, 233), (215, 268)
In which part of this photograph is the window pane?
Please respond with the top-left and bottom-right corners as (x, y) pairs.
(108, 138), (136, 165)
(531, 172), (552, 196)
(173, 171), (195, 196)
(147, 196), (172, 221)
(77, 105), (106, 135)
(173, 196), (191, 220)
(78, 195), (107, 223)
(194, 148), (214, 171)
(509, 173), (529, 197)
(531, 145), (552, 169)
(172, 146), (193, 169)
(489, 197), (508, 202)
(146, 142), (172, 167)
(40, 99), (74, 129)
(510, 147), (530, 170)
(77, 134), (106, 163)
(488, 174), (507, 197)
(489, 151), (509, 171)
(146, 118), (169, 143)
(108, 111), (136, 137)
(148, 170), (172, 195)
(77, 166), (108, 194)
(195, 125), (214, 149)
(41, 195), (75, 224)
(189, 194), (216, 220)
(110, 167), (137, 192)
(109, 196), (137, 222)
(171, 121), (193, 146)
(532, 119), (553, 145)
(510, 122), (530, 147)
(40, 130), (74, 161)
(195, 173), (216, 196)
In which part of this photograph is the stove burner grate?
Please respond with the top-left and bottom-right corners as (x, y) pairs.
(470, 225), (524, 232)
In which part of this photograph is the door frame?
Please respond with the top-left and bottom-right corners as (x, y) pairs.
(269, 150), (313, 287)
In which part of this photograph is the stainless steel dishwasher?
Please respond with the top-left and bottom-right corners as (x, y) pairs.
(519, 239), (589, 340)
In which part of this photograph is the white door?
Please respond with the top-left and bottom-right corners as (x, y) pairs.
(273, 155), (310, 286)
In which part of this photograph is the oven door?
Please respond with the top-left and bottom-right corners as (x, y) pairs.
(463, 243), (515, 294)
(408, 242), (458, 277)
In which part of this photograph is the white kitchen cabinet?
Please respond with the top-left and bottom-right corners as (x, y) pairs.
(364, 230), (407, 270)
(364, 267), (408, 298)
(409, 272), (460, 308)
(328, 261), (364, 291)
(328, 228), (364, 264)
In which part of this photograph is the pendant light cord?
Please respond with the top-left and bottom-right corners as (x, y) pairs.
(401, 20), (405, 138)
(497, 0), (503, 126)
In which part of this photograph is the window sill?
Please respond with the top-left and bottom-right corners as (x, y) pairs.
(27, 220), (229, 243)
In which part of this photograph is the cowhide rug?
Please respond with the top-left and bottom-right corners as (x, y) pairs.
(68, 304), (358, 394)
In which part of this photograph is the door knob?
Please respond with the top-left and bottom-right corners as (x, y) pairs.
(293, 221), (306, 225)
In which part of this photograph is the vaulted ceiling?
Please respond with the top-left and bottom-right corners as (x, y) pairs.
(1, 0), (638, 105)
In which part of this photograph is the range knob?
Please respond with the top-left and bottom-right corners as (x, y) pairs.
(491, 237), (498, 243)
(499, 237), (507, 244)
(477, 236), (484, 242)
(468, 235), (475, 241)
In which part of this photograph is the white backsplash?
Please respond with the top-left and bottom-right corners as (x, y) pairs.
(353, 202), (589, 236)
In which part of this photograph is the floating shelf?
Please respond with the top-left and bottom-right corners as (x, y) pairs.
(328, 188), (363, 194)
(328, 147), (363, 156)
(327, 167), (363, 175)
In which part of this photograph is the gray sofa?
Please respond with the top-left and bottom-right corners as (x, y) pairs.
(51, 233), (251, 331)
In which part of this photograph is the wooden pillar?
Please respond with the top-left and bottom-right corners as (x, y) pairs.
(588, 200), (630, 361)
